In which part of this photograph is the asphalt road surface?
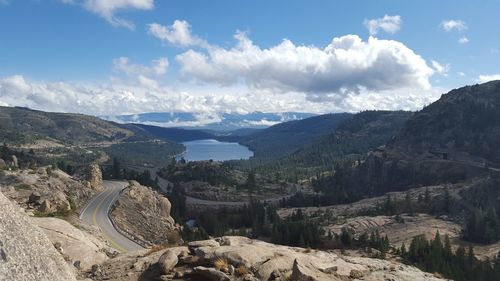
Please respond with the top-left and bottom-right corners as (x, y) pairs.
(79, 180), (144, 252)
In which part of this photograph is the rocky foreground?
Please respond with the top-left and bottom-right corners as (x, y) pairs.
(87, 236), (443, 281)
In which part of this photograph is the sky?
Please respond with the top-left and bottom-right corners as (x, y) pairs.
(0, 0), (499, 120)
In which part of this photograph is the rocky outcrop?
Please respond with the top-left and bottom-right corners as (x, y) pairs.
(0, 166), (95, 215)
(74, 163), (103, 191)
(93, 236), (444, 281)
(110, 181), (177, 246)
(33, 217), (108, 271)
(0, 191), (76, 281)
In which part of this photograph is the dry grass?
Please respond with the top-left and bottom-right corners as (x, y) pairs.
(214, 258), (229, 272)
(236, 265), (250, 276)
(148, 244), (168, 254)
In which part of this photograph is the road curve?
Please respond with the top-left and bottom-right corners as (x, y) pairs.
(79, 180), (144, 252)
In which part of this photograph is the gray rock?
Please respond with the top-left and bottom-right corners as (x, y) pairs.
(28, 191), (41, 204)
(0, 158), (6, 169)
(188, 239), (220, 253)
(158, 249), (179, 274)
(11, 155), (18, 168)
(0, 192), (76, 281)
(193, 266), (230, 281)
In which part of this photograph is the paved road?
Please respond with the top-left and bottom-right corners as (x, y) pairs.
(79, 181), (144, 252)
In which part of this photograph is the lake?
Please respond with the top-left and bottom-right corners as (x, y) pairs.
(179, 139), (253, 161)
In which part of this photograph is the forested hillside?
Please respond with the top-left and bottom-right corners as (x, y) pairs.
(239, 113), (351, 158)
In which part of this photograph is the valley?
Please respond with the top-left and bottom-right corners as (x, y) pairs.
(2, 81), (500, 281)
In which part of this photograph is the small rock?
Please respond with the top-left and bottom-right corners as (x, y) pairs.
(188, 239), (220, 253)
(91, 264), (101, 276)
(39, 199), (54, 213)
(270, 269), (281, 279)
(193, 266), (230, 281)
(158, 250), (179, 274)
(73, 260), (81, 270)
(179, 255), (199, 265)
(243, 273), (258, 281)
(28, 192), (41, 204)
(350, 269), (364, 278)
(174, 271), (184, 278)
(228, 264), (235, 275)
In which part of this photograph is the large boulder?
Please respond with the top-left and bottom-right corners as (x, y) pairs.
(74, 163), (103, 190)
(110, 182), (177, 246)
(0, 192), (76, 281)
(33, 217), (108, 271)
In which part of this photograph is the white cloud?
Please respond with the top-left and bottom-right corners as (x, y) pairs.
(148, 20), (207, 47)
(440, 20), (467, 32)
(112, 57), (167, 89)
(113, 57), (168, 76)
(458, 36), (469, 44)
(363, 15), (402, 35)
(62, 0), (154, 30)
(175, 31), (434, 100)
(457, 72), (466, 77)
(431, 60), (449, 76)
(477, 74), (500, 83)
(0, 74), (443, 123)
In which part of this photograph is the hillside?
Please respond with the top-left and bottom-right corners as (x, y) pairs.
(130, 124), (215, 142)
(279, 110), (412, 168)
(239, 113), (352, 158)
(0, 106), (184, 167)
(323, 81), (500, 197)
(0, 106), (133, 145)
(394, 80), (500, 163)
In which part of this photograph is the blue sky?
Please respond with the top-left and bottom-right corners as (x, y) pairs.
(0, 0), (499, 121)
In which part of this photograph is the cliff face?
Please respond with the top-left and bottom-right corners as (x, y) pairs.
(110, 181), (177, 246)
(0, 192), (77, 281)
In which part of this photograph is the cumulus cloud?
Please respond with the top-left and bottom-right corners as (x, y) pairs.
(148, 20), (207, 47)
(112, 57), (168, 89)
(363, 15), (402, 35)
(61, 0), (154, 29)
(175, 31), (434, 100)
(477, 74), (500, 83)
(113, 57), (168, 76)
(0, 74), (442, 122)
(431, 60), (449, 76)
(458, 36), (469, 44)
(440, 20), (467, 32)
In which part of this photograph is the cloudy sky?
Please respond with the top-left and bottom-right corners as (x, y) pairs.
(0, 0), (499, 118)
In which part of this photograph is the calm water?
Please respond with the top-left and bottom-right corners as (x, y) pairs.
(179, 139), (253, 161)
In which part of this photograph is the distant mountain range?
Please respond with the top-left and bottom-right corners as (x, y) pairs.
(100, 112), (317, 131)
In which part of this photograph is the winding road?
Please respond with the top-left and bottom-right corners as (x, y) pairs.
(79, 181), (144, 252)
